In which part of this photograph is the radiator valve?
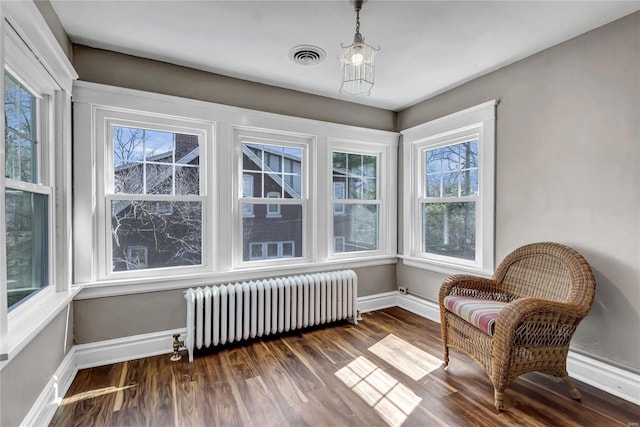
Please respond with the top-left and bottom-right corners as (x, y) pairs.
(170, 333), (184, 362)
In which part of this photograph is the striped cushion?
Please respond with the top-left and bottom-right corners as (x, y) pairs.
(443, 296), (507, 336)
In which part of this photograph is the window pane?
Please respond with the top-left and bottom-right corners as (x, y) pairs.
(362, 178), (376, 200)
(267, 243), (278, 257)
(5, 73), (37, 183)
(265, 172), (283, 195)
(460, 169), (478, 196)
(426, 148), (442, 174)
(334, 151), (378, 201)
(333, 151), (346, 172)
(348, 178), (363, 199)
(175, 166), (199, 195)
(333, 204), (378, 253)
(243, 204), (302, 261)
(176, 134), (200, 164)
(284, 174), (301, 198)
(5, 189), (48, 309)
(347, 153), (363, 176)
(282, 242), (293, 257)
(144, 130), (174, 162)
(113, 127), (144, 166)
(113, 127), (199, 195)
(442, 172), (459, 197)
(426, 173), (440, 197)
(442, 145), (460, 172)
(243, 142), (302, 200)
(111, 200), (202, 271)
(4, 76), (20, 132)
(425, 140), (478, 200)
(6, 133), (35, 183)
(422, 202), (475, 260)
(146, 164), (172, 194)
(362, 155), (376, 177)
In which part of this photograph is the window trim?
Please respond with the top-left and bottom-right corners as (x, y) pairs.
(72, 81), (398, 299)
(401, 100), (496, 275)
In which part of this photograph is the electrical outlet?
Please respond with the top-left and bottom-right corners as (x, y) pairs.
(398, 286), (408, 295)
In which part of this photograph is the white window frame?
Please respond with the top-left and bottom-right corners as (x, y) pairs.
(94, 109), (214, 281)
(235, 127), (311, 268)
(0, 1), (78, 365)
(401, 100), (496, 275)
(328, 141), (391, 260)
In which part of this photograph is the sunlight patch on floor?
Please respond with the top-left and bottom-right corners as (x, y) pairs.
(336, 356), (422, 427)
(368, 334), (442, 381)
(60, 385), (136, 405)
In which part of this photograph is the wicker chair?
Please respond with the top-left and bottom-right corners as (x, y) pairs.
(439, 242), (596, 411)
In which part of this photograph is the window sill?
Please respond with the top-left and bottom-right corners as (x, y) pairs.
(74, 255), (398, 300)
(1, 287), (80, 370)
(398, 255), (493, 278)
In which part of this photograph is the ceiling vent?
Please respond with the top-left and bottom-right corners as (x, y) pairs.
(289, 45), (326, 66)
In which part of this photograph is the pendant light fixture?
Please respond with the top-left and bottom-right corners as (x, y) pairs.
(338, 0), (380, 95)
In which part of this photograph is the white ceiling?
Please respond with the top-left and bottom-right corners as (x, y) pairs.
(51, 1), (640, 111)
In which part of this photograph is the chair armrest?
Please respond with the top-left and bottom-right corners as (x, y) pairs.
(492, 298), (586, 364)
(439, 275), (505, 307)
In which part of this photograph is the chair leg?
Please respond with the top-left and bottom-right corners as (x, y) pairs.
(443, 346), (449, 368)
(494, 389), (504, 412)
(562, 375), (582, 400)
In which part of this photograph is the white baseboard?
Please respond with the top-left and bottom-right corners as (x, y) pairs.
(396, 293), (440, 323)
(395, 293), (640, 406)
(25, 291), (639, 427)
(20, 347), (78, 427)
(357, 291), (398, 313)
(75, 327), (187, 370)
(566, 351), (640, 406)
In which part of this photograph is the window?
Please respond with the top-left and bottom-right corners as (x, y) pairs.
(332, 151), (379, 253)
(249, 241), (295, 261)
(4, 71), (52, 310)
(266, 191), (281, 217)
(0, 1), (77, 363)
(402, 100), (496, 274)
(240, 140), (305, 263)
(126, 245), (148, 269)
(109, 124), (204, 272)
(422, 140), (478, 259)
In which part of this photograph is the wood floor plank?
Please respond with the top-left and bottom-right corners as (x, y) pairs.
(50, 308), (640, 427)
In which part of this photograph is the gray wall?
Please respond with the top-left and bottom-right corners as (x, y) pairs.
(72, 45), (396, 132)
(33, 0), (73, 60)
(74, 264), (396, 344)
(397, 12), (640, 372)
(0, 305), (73, 427)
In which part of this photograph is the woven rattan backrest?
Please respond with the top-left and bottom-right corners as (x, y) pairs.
(492, 242), (596, 314)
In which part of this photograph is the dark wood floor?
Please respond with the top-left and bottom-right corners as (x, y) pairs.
(50, 307), (639, 426)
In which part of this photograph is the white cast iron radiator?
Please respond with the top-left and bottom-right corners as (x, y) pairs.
(184, 270), (358, 362)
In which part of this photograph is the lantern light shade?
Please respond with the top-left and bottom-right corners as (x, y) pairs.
(338, 3), (380, 96)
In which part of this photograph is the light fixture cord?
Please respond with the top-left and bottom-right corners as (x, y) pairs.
(355, 8), (360, 34)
